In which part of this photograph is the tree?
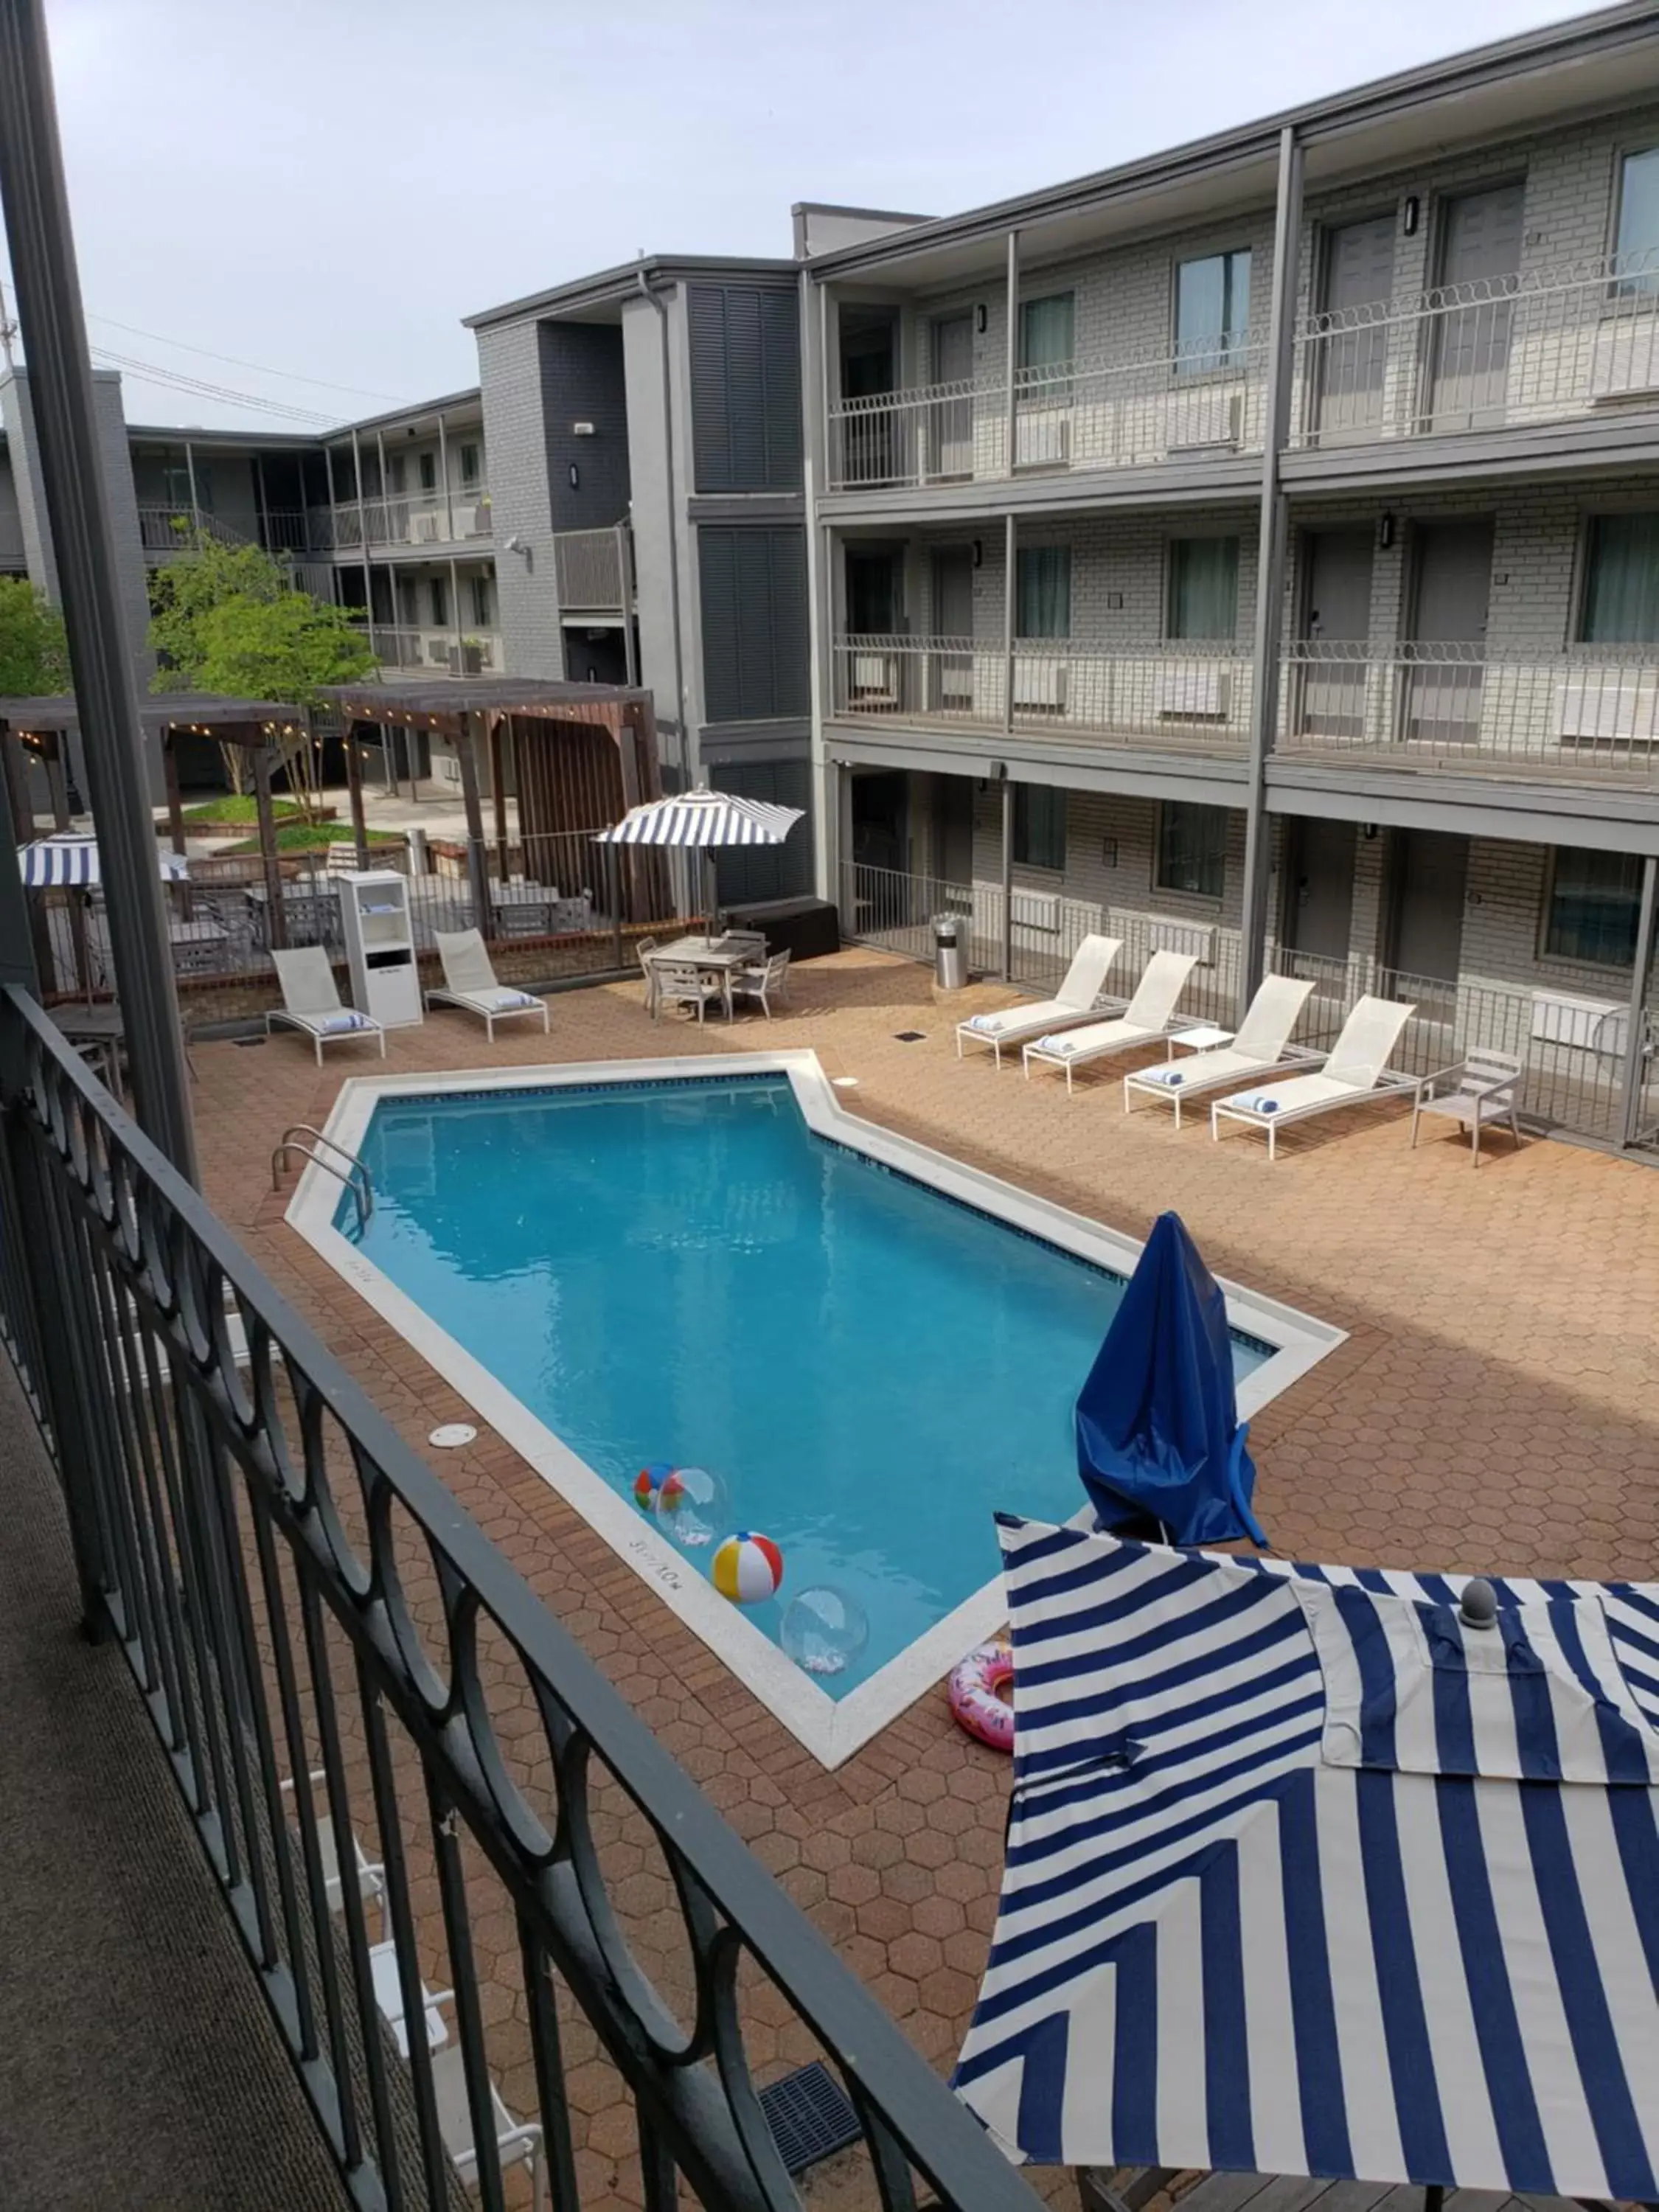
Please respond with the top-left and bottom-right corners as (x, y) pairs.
(148, 533), (375, 805)
(0, 577), (70, 696)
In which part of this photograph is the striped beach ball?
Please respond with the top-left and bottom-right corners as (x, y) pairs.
(711, 1531), (785, 1605)
(633, 1461), (677, 1509)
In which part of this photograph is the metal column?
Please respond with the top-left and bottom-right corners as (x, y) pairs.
(1000, 774), (1015, 982)
(1237, 124), (1304, 1020)
(1002, 512), (1017, 737)
(0, 0), (196, 1177)
(437, 411), (452, 541)
(184, 436), (200, 537)
(1003, 229), (1020, 482)
(1620, 852), (1658, 1147)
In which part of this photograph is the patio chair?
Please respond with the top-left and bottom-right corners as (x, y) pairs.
(1122, 974), (1320, 1130)
(429, 2011), (546, 2211)
(278, 1769), (386, 1939)
(653, 960), (723, 1023)
(731, 949), (791, 1018)
(265, 945), (386, 1065)
(1209, 993), (1418, 1160)
(955, 933), (1124, 1066)
(425, 928), (550, 1041)
(1411, 1046), (1524, 1165)
(635, 936), (660, 1013)
(1021, 950), (1199, 1094)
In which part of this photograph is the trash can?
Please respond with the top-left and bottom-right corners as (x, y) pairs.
(933, 913), (967, 991)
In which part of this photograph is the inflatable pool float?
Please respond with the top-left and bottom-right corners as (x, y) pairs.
(948, 1638), (1015, 1752)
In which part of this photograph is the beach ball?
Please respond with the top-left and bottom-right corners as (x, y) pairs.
(712, 1531), (785, 1605)
(781, 1586), (869, 1677)
(633, 1461), (677, 1510)
(658, 1465), (728, 1550)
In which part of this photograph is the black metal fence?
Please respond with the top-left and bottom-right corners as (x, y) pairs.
(0, 984), (1040, 2212)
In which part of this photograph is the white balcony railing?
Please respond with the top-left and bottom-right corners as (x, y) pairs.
(831, 633), (1253, 748)
(362, 625), (501, 676)
(827, 333), (1268, 493)
(1279, 641), (1659, 783)
(552, 524), (633, 613)
(310, 489), (492, 552)
(1293, 248), (1659, 449)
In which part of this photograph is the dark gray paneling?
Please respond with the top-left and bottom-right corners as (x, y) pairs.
(698, 525), (809, 723)
(542, 322), (631, 532)
(688, 286), (802, 493)
(712, 757), (814, 901)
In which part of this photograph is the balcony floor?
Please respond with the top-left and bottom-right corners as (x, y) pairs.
(0, 1357), (351, 2212)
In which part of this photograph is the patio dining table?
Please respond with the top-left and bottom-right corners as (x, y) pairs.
(647, 933), (759, 1020)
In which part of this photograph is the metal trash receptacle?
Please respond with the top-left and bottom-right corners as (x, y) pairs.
(933, 914), (967, 991)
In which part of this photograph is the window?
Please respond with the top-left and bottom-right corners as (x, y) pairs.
(1580, 512), (1659, 641)
(459, 441), (481, 487)
(1015, 546), (1071, 638)
(396, 577), (418, 626)
(1175, 249), (1252, 374)
(469, 574), (493, 627)
(1157, 801), (1227, 900)
(1013, 785), (1067, 872)
(1544, 846), (1644, 967)
(1167, 536), (1239, 639)
(1613, 148), (1659, 292)
(429, 577), (448, 627)
(1019, 293), (1076, 402)
(418, 451), (437, 492)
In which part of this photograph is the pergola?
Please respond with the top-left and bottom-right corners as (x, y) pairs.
(322, 676), (662, 928)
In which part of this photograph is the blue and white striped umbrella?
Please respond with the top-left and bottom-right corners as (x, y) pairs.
(954, 1515), (1659, 2199)
(19, 835), (189, 888)
(594, 787), (803, 849)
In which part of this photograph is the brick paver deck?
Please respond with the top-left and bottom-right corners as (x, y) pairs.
(187, 947), (1659, 2208)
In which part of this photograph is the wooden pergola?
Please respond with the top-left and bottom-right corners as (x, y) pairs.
(322, 676), (661, 931)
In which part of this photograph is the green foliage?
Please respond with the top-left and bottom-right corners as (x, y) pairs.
(178, 796), (305, 825)
(0, 577), (70, 696)
(147, 533), (374, 707)
(221, 822), (399, 853)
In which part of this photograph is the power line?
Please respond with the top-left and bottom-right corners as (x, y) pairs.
(87, 346), (344, 427)
(85, 311), (404, 405)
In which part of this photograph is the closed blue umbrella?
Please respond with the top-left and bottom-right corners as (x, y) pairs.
(1074, 1209), (1264, 1547)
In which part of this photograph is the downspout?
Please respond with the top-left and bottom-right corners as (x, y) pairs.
(636, 267), (691, 790)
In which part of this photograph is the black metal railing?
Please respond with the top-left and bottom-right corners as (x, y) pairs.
(0, 984), (1040, 2212)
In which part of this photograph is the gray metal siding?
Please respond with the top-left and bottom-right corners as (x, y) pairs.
(542, 323), (631, 535)
(688, 286), (802, 493)
(712, 757), (814, 901)
(698, 524), (810, 723)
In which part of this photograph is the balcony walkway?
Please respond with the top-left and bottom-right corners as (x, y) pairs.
(0, 1355), (349, 2212)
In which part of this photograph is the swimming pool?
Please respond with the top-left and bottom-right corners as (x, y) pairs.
(293, 1054), (1341, 1764)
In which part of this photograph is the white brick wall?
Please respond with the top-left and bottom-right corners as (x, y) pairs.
(476, 318), (565, 680)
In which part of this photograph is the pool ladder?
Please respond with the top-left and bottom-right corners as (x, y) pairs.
(271, 1124), (375, 1231)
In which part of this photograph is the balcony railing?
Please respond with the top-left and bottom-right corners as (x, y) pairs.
(826, 333), (1267, 492)
(136, 504), (319, 560)
(1279, 641), (1659, 785)
(552, 524), (633, 615)
(310, 489), (493, 552)
(0, 984), (1041, 2212)
(832, 632), (1253, 748)
(1292, 248), (1659, 449)
(362, 624), (501, 676)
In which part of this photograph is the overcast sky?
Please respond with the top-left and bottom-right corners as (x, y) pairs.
(13, 0), (1592, 434)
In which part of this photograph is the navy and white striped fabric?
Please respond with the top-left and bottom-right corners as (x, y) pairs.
(594, 788), (803, 848)
(19, 836), (190, 888)
(953, 1515), (1659, 2198)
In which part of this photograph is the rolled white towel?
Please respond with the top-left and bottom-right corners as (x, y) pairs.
(1225, 1088), (1283, 1116)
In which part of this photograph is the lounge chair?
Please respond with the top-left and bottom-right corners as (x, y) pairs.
(1021, 950), (1199, 1093)
(954, 933), (1123, 1066)
(425, 928), (550, 1040)
(1411, 1047), (1524, 1165)
(1121, 973), (1320, 1130)
(1209, 993), (1417, 1160)
(265, 946), (385, 1065)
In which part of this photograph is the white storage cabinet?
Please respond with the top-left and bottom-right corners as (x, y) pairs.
(338, 870), (422, 1029)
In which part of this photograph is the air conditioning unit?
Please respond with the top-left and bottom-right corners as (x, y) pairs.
(410, 510), (443, 543)
(1015, 407), (1072, 468)
(1168, 388), (1245, 452)
(1155, 664), (1232, 719)
(1554, 668), (1659, 744)
(849, 652), (900, 708)
(1010, 888), (1062, 933)
(1530, 990), (1627, 1053)
(1013, 659), (1068, 714)
(1149, 917), (1217, 965)
(451, 501), (486, 538)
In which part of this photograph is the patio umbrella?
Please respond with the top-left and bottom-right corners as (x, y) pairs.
(953, 1514), (1659, 2199)
(19, 835), (189, 887)
(594, 787), (803, 933)
(1074, 1210), (1264, 1546)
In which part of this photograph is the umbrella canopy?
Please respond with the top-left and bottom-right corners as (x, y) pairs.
(594, 787), (802, 848)
(954, 1514), (1659, 2199)
(19, 835), (189, 888)
(1074, 1210), (1263, 1547)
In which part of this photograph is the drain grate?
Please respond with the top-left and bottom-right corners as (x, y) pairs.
(893, 1030), (927, 1043)
(758, 2059), (863, 2175)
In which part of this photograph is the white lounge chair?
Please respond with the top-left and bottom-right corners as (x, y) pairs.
(1210, 994), (1418, 1160)
(1122, 974), (1320, 1130)
(954, 933), (1123, 1066)
(1021, 950), (1199, 1093)
(265, 946), (385, 1065)
(425, 928), (550, 1040)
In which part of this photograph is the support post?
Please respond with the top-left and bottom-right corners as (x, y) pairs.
(1002, 512), (1017, 736)
(1000, 773), (1014, 983)
(1237, 124), (1304, 1020)
(0, 0), (197, 1175)
(184, 437), (200, 538)
(448, 552), (463, 677)
(344, 721), (369, 871)
(1620, 852), (1658, 1147)
(251, 742), (286, 950)
(487, 714), (509, 875)
(0, 725), (38, 995)
(1004, 228), (1020, 480)
(618, 523), (637, 684)
(253, 450), (270, 552)
(349, 425), (373, 662)
(375, 429), (391, 549)
(437, 411), (452, 541)
(454, 712), (492, 939)
(161, 728), (192, 921)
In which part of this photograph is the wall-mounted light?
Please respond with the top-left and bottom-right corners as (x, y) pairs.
(1107, 590), (1124, 611)
(1102, 835), (1119, 867)
(975, 302), (988, 334)
(1378, 511), (1396, 550)
(568, 463), (580, 490)
(1402, 195), (1420, 237)
(972, 538), (984, 568)
(1361, 824), (1380, 841)
(572, 421), (596, 437)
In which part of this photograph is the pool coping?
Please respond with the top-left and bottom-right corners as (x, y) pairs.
(288, 1051), (1346, 1769)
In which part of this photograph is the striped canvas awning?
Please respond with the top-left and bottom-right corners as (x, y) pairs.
(954, 1515), (1659, 2200)
(594, 788), (803, 848)
(19, 836), (189, 888)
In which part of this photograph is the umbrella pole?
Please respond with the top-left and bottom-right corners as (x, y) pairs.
(705, 849), (717, 941)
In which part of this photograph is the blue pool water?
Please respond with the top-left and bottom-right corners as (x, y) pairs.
(341, 1075), (1270, 1694)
